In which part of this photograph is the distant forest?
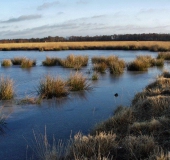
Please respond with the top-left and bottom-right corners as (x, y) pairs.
(1, 33), (170, 43)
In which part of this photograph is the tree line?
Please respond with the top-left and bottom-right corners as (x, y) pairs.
(1, 34), (170, 43)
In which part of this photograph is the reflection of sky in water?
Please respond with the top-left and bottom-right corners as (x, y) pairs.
(0, 50), (167, 160)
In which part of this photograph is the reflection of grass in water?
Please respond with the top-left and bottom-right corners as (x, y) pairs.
(15, 96), (42, 105)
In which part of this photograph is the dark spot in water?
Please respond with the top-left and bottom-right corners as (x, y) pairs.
(114, 93), (118, 97)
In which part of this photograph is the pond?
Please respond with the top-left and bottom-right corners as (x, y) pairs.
(0, 50), (168, 160)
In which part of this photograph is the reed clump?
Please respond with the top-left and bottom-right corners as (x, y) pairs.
(42, 57), (61, 66)
(1, 59), (12, 67)
(92, 55), (125, 74)
(60, 54), (88, 70)
(91, 72), (99, 80)
(157, 52), (170, 60)
(21, 58), (36, 68)
(37, 75), (68, 99)
(67, 72), (91, 91)
(11, 57), (25, 65)
(127, 55), (163, 71)
(0, 76), (14, 100)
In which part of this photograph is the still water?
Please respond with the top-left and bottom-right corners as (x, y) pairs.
(0, 50), (168, 160)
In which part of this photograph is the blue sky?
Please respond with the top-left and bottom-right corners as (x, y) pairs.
(0, 0), (170, 39)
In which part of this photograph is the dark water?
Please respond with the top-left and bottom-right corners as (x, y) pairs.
(0, 50), (168, 160)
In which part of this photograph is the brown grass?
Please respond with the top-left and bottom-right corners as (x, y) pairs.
(1, 41), (170, 51)
(1, 59), (12, 67)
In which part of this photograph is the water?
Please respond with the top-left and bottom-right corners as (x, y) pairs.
(0, 50), (168, 160)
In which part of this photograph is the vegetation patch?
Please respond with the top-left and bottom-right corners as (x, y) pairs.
(157, 52), (170, 60)
(1, 59), (12, 67)
(67, 72), (91, 91)
(60, 54), (88, 70)
(37, 75), (68, 99)
(11, 57), (25, 65)
(0, 76), (14, 100)
(21, 58), (36, 68)
(42, 56), (61, 66)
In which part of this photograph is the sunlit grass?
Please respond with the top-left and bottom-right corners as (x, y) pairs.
(1, 41), (170, 51)
(67, 72), (91, 91)
(0, 76), (14, 100)
(1, 59), (12, 67)
(21, 58), (36, 68)
(37, 75), (68, 99)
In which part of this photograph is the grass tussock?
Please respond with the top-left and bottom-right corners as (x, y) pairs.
(0, 76), (14, 100)
(60, 54), (88, 70)
(11, 57), (25, 65)
(67, 72), (91, 91)
(91, 72), (99, 81)
(42, 56), (61, 66)
(92, 55), (125, 74)
(128, 55), (164, 71)
(21, 58), (36, 68)
(37, 75), (68, 99)
(1, 59), (12, 67)
(157, 52), (170, 60)
(68, 132), (117, 160)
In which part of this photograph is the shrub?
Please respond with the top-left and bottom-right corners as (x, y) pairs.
(67, 72), (91, 91)
(0, 76), (14, 100)
(1, 59), (12, 67)
(37, 75), (68, 99)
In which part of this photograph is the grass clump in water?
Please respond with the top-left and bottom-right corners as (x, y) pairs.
(21, 58), (36, 68)
(0, 76), (14, 100)
(37, 75), (68, 99)
(42, 56), (61, 66)
(1, 59), (12, 67)
(60, 54), (88, 70)
(67, 72), (91, 91)
(157, 52), (170, 60)
(91, 72), (99, 80)
(11, 57), (25, 65)
(93, 62), (107, 73)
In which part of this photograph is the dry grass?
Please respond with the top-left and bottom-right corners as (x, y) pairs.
(11, 57), (25, 65)
(0, 76), (14, 100)
(16, 97), (42, 105)
(37, 75), (68, 99)
(1, 41), (170, 51)
(68, 132), (117, 160)
(21, 58), (36, 68)
(67, 72), (91, 91)
(157, 52), (170, 60)
(42, 57), (61, 66)
(60, 54), (88, 70)
(91, 72), (99, 80)
(127, 55), (163, 71)
(1, 59), (12, 67)
(93, 62), (107, 73)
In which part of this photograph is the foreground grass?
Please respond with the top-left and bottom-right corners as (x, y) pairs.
(1, 41), (170, 51)
(32, 71), (170, 160)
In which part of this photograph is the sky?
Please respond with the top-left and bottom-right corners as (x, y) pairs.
(0, 0), (170, 39)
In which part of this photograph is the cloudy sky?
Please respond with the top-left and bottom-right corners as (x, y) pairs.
(0, 0), (170, 39)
